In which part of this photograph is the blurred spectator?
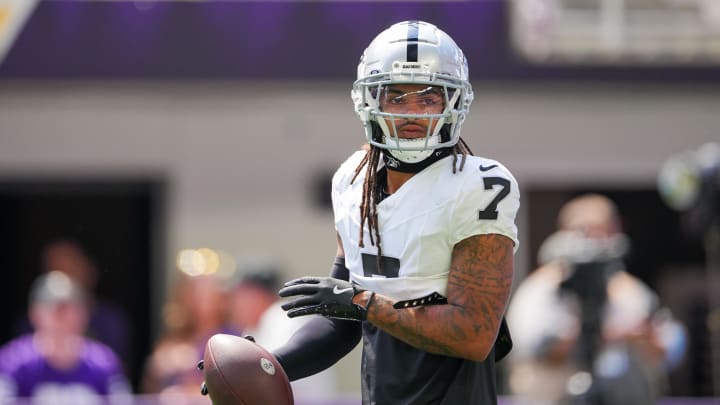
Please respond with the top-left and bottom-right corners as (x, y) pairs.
(0, 271), (131, 403)
(506, 193), (687, 405)
(16, 239), (133, 365)
(227, 265), (281, 335)
(141, 272), (234, 397)
(229, 261), (339, 402)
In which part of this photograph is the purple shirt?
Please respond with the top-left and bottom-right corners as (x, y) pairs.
(0, 334), (130, 401)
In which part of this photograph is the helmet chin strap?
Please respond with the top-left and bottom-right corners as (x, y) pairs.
(374, 123), (455, 173)
(383, 146), (453, 173)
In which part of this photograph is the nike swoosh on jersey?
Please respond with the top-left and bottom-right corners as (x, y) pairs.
(479, 164), (498, 172)
(333, 285), (354, 295)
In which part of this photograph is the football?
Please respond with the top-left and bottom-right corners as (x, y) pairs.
(202, 334), (294, 405)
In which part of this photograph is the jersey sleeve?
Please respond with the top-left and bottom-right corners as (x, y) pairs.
(450, 162), (520, 251)
(331, 150), (367, 229)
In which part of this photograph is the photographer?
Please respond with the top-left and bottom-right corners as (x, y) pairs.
(506, 194), (686, 404)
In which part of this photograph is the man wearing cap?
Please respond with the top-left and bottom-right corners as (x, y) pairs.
(0, 271), (131, 403)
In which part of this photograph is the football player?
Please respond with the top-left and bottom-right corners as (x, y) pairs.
(204, 20), (520, 404)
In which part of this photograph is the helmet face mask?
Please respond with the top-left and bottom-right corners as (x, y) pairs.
(351, 21), (473, 164)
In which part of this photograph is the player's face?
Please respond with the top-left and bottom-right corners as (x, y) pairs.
(379, 84), (445, 139)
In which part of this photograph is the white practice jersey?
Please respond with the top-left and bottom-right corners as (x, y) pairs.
(332, 150), (520, 302)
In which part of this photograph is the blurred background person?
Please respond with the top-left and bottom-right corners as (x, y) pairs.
(0, 271), (131, 403)
(506, 193), (687, 405)
(226, 262), (281, 337)
(42, 239), (134, 368)
(15, 239), (133, 368)
(228, 260), (339, 404)
(141, 271), (233, 399)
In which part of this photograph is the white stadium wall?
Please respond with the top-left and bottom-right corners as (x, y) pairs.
(1, 80), (717, 279)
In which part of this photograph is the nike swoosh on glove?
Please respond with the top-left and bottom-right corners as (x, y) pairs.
(278, 277), (368, 321)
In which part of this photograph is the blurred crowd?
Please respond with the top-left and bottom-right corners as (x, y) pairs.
(0, 242), (338, 405)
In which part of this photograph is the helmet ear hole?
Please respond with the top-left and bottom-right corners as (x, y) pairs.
(370, 121), (383, 143)
(440, 125), (451, 144)
(447, 89), (459, 108)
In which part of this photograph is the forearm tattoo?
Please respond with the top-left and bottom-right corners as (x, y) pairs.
(367, 234), (514, 359)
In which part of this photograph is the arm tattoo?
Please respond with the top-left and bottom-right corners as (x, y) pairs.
(366, 234), (514, 360)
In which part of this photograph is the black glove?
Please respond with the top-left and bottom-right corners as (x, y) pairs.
(278, 277), (373, 321)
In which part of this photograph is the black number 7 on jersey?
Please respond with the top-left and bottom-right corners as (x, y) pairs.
(478, 177), (510, 220)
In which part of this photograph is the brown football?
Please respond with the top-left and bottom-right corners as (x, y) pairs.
(202, 334), (294, 405)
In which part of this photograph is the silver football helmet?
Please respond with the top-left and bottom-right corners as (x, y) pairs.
(351, 20), (474, 164)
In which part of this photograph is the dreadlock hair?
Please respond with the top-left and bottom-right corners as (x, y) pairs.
(349, 136), (474, 273)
